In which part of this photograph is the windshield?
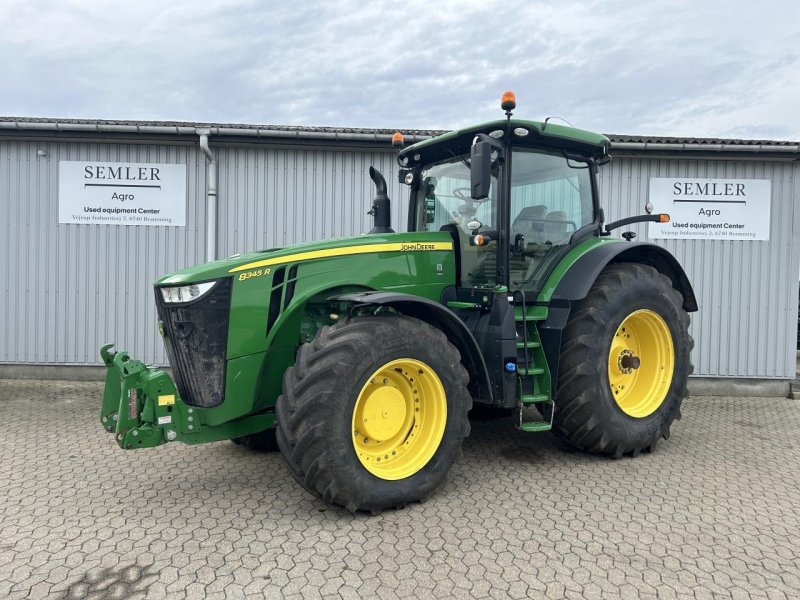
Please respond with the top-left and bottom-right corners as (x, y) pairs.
(412, 155), (499, 288)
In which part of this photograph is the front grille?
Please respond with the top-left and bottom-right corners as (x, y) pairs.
(155, 278), (232, 408)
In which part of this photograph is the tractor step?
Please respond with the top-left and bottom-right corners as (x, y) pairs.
(518, 367), (545, 376)
(516, 340), (541, 349)
(521, 394), (550, 404)
(513, 305), (548, 321)
(513, 292), (553, 433)
(518, 420), (552, 433)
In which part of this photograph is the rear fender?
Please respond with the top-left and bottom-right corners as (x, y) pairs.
(330, 291), (493, 404)
(551, 242), (697, 311)
(539, 243), (697, 398)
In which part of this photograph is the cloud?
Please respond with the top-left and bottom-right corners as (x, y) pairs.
(1, 0), (798, 140)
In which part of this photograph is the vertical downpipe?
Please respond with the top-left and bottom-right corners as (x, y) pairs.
(197, 129), (217, 262)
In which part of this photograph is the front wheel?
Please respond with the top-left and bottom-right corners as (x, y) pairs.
(275, 314), (472, 513)
(553, 263), (693, 457)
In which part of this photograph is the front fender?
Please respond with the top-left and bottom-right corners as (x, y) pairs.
(330, 291), (493, 404)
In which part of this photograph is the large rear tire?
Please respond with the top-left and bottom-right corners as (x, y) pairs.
(553, 263), (693, 457)
(275, 314), (472, 513)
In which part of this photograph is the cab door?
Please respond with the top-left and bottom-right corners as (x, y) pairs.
(412, 155), (500, 294)
(507, 149), (596, 295)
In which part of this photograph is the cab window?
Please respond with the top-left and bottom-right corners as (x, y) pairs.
(509, 149), (594, 290)
(413, 156), (499, 288)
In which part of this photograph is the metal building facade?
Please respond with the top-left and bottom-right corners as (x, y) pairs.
(597, 156), (800, 379)
(1, 138), (206, 366)
(214, 144), (406, 257)
(1, 120), (799, 382)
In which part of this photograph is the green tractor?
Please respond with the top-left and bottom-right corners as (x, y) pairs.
(100, 93), (696, 512)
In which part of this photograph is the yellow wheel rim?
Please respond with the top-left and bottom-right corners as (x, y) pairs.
(352, 358), (447, 480)
(607, 309), (675, 418)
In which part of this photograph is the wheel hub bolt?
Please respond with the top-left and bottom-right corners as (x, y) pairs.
(619, 353), (641, 371)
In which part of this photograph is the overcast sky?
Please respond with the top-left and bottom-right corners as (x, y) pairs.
(2, 0), (799, 140)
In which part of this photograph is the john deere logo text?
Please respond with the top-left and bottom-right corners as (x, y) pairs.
(400, 243), (436, 252)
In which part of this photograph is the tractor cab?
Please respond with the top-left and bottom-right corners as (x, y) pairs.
(399, 95), (610, 299)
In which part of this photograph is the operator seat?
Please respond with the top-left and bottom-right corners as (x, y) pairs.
(508, 205), (548, 287)
(511, 205), (548, 243)
(543, 211), (570, 245)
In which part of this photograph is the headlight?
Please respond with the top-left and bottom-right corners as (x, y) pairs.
(160, 281), (217, 303)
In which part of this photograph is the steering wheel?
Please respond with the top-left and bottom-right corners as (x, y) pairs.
(453, 187), (490, 222)
(453, 187), (471, 200)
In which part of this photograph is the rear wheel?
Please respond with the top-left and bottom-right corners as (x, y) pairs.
(276, 314), (472, 512)
(553, 263), (692, 457)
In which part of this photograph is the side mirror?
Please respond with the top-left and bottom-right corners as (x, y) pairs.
(470, 140), (492, 200)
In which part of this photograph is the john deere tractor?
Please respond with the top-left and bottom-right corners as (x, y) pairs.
(100, 93), (696, 512)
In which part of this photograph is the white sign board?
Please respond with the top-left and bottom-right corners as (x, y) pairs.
(648, 178), (771, 241)
(59, 161), (187, 226)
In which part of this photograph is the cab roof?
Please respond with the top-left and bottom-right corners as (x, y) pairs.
(398, 119), (610, 165)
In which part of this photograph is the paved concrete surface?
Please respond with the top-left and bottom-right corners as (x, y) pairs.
(1, 379), (799, 599)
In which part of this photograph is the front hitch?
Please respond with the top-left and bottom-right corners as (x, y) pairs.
(99, 343), (183, 449)
(99, 344), (275, 450)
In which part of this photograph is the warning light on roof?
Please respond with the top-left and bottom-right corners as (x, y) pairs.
(392, 132), (404, 149)
(501, 91), (517, 113)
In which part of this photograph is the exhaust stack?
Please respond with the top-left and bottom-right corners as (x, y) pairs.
(368, 167), (394, 234)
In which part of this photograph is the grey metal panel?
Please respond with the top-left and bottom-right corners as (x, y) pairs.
(215, 145), (403, 256)
(0, 139), (206, 366)
(597, 157), (800, 379)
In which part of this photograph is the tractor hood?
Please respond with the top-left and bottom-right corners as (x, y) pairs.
(154, 231), (452, 286)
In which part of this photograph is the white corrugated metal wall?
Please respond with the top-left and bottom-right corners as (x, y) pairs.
(598, 157), (800, 379)
(1, 134), (798, 379)
(1, 138), (206, 366)
(214, 145), (405, 256)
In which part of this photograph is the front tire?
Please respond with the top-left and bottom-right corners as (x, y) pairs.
(553, 264), (693, 457)
(275, 314), (472, 513)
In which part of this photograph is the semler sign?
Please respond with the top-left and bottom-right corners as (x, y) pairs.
(58, 161), (187, 226)
(648, 178), (771, 241)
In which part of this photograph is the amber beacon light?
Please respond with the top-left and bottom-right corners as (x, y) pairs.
(501, 90), (517, 112)
(658, 214), (670, 223)
(392, 131), (405, 149)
